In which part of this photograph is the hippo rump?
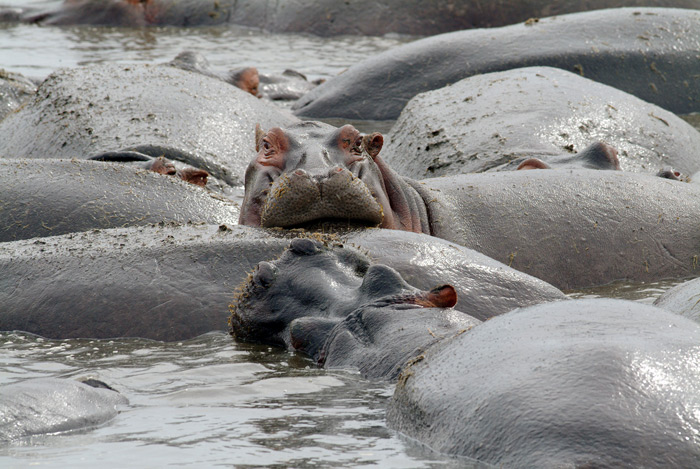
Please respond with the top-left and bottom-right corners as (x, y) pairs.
(388, 299), (700, 467)
(11, 1), (700, 36)
(0, 224), (563, 340)
(0, 159), (239, 242)
(0, 69), (36, 122)
(0, 63), (298, 187)
(382, 67), (700, 178)
(654, 276), (700, 321)
(293, 8), (700, 119)
(239, 121), (700, 289)
(230, 242), (700, 466)
(0, 378), (127, 441)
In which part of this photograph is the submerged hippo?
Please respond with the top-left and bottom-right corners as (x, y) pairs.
(0, 378), (127, 441)
(293, 8), (700, 119)
(167, 51), (319, 102)
(0, 159), (239, 242)
(0, 224), (563, 340)
(239, 121), (700, 289)
(231, 241), (700, 466)
(654, 277), (700, 322)
(382, 67), (700, 177)
(11, 1), (700, 36)
(0, 63), (298, 187)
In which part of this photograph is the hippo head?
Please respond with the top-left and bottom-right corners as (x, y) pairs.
(229, 238), (457, 355)
(238, 122), (429, 232)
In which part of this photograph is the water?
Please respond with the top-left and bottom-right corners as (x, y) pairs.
(0, 2), (697, 467)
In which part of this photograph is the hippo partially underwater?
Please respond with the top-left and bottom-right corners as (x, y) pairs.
(9, 1), (699, 36)
(382, 67), (700, 178)
(229, 239), (700, 467)
(0, 63), (298, 187)
(239, 121), (700, 289)
(293, 8), (700, 119)
(0, 223), (563, 340)
(0, 378), (127, 441)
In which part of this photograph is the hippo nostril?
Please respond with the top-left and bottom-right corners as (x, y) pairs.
(254, 261), (276, 288)
(289, 238), (320, 255)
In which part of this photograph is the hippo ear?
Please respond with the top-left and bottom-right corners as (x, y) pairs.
(362, 132), (383, 159)
(289, 317), (339, 363)
(255, 123), (265, 152)
(517, 158), (550, 170)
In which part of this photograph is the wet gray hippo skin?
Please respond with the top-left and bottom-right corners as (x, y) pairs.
(0, 159), (239, 242)
(388, 299), (700, 467)
(654, 277), (700, 322)
(0, 63), (298, 187)
(12, 1), (700, 36)
(0, 378), (127, 441)
(383, 67), (700, 178)
(239, 122), (700, 289)
(231, 244), (700, 466)
(293, 8), (700, 119)
(229, 238), (482, 380)
(0, 224), (563, 340)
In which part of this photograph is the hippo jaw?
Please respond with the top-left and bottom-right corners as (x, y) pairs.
(260, 166), (384, 228)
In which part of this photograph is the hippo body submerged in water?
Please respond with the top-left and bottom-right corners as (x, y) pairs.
(294, 8), (700, 119)
(230, 240), (700, 467)
(0, 378), (127, 441)
(382, 67), (700, 178)
(0, 63), (298, 187)
(239, 121), (700, 289)
(0, 224), (563, 340)
(0, 159), (239, 242)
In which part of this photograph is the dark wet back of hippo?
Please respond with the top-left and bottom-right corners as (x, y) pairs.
(0, 159), (239, 242)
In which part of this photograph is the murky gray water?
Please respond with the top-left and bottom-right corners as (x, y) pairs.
(0, 1), (697, 467)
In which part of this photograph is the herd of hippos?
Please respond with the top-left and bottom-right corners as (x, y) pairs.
(2, 0), (700, 466)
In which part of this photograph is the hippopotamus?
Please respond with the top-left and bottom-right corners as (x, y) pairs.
(382, 67), (700, 177)
(229, 244), (700, 467)
(167, 51), (319, 102)
(10, 1), (700, 36)
(167, 51), (260, 97)
(0, 69), (36, 122)
(0, 378), (127, 441)
(654, 277), (700, 322)
(0, 159), (239, 242)
(0, 63), (298, 187)
(0, 223), (563, 340)
(293, 8), (700, 119)
(239, 121), (700, 289)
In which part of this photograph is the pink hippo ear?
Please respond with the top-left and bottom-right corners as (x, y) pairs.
(255, 123), (265, 152)
(517, 158), (550, 170)
(362, 132), (383, 159)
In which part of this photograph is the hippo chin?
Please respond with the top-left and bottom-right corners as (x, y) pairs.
(239, 122), (700, 289)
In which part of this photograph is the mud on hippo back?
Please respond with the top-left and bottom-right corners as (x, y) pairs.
(239, 121), (700, 289)
(0, 63), (298, 188)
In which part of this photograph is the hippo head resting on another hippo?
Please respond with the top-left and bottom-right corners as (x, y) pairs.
(238, 121), (431, 232)
(238, 121), (619, 233)
(229, 237), (465, 377)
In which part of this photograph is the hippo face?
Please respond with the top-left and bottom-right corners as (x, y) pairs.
(229, 238), (457, 351)
(238, 122), (426, 231)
